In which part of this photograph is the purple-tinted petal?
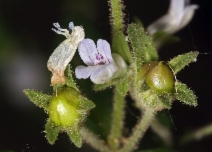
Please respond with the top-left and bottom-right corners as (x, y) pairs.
(78, 39), (99, 66)
(179, 5), (198, 30)
(147, 14), (176, 35)
(169, 0), (184, 17)
(90, 63), (118, 84)
(75, 65), (97, 79)
(97, 39), (113, 64)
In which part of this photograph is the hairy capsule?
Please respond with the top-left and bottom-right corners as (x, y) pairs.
(145, 62), (174, 94)
(48, 88), (81, 127)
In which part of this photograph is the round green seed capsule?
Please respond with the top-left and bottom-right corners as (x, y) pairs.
(48, 88), (81, 127)
(145, 62), (174, 94)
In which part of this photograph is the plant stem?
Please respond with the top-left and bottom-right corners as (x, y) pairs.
(81, 127), (110, 152)
(109, 0), (124, 32)
(180, 123), (212, 145)
(108, 87), (125, 150)
(109, 0), (132, 64)
(151, 118), (172, 147)
(120, 108), (155, 152)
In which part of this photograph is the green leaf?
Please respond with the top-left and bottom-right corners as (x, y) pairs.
(67, 125), (82, 148)
(45, 119), (61, 145)
(175, 82), (197, 106)
(23, 89), (51, 109)
(128, 24), (158, 71)
(168, 51), (198, 74)
(112, 31), (132, 64)
(79, 96), (95, 111)
(152, 31), (179, 49)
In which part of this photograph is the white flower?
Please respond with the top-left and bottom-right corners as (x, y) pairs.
(147, 0), (198, 35)
(75, 39), (118, 84)
(47, 22), (85, 85)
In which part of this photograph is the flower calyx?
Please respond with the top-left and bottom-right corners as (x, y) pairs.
(24, 65), (95, 148)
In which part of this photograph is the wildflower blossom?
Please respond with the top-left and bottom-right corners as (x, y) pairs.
(147, 0), (198, 35)
(75, 39), (118, 84)
(47, 22), (85, 85)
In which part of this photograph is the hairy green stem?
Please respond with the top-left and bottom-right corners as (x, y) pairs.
(109, 0), (124, 32)
(81, 127), (110, 152)
(180, 123), (212, 145)
(120, 108), (155, 152)
(109, 0), (132, 64)
(108, 87), (125, 150)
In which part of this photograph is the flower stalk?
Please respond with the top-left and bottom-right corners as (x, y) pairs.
(120, 108), (156, 152)
(108, 86), (126, 150)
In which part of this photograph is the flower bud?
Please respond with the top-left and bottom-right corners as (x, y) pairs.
(48, 88), (81, 127)
(145, 62), (174, 94)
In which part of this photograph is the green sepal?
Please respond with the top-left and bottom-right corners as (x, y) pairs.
(67, 124), (82, 148)
(168, 51), (198, 74)
(116, 80), (130, 97)
(152, 31), (179, 49)
(53, 64), (79, 92)
(79, 96), (95, 111)
(112, 31), (132, 64)
(128, 24), (158, 71)
(158, 93), (172, 109)
(65, 64), (79, 91)
(45, 119), (61, 145)
(175, 82), (197, 106)
(23, 89), (51, 110)
(93, 78), (121, 91)
(141, 89), (168, 111)
(141, 89), (161, 108)
(133, 16), (144, 28)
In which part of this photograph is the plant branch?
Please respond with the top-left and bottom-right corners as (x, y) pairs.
(108, 0), (124, 32)
(180, 123), (212, 145)
(108, 87), (125, 150)
(120, 108), (156, 152)
(81, 127), (110, 152)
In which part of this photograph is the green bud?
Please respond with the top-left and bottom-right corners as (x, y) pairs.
(48, 88), (81, 127)
(145, 62), (175, 94)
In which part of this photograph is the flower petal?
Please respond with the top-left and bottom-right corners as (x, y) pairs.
(147, 14), (177, 35)
(169, 0), (184, 18)
(78, 39), (99, 66)
(90, 63), (118, 84)
(97, 39), (113, 64)
(75, 65), (97, 79)
(179, 5), (198, 30)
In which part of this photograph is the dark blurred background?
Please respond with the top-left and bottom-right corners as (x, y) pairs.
(0, 0), (212, 151)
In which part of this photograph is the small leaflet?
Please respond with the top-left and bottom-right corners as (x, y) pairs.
(47, 22), (85, 85)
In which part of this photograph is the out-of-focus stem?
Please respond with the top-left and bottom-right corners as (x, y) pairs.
(81, 127), (110, 152)
(180, 123), (212, 145)
(151, 118), (172, 147)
